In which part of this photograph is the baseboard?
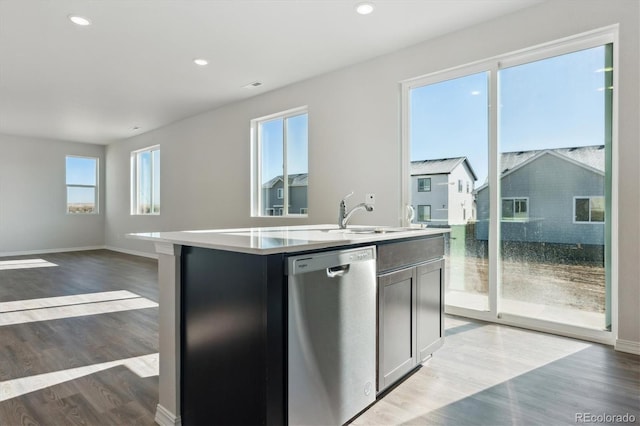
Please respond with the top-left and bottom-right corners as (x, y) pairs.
(615, 339), (640, 355)
(155, 404), (181, 426)
(0, 245), (158, 260)
(104, 245), (158, 259)
(0, 245), (105, 258)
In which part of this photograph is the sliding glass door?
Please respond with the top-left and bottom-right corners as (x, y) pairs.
(408, 70), (490, 312)
(497, 45), (612, 330)
(403, 29), (615, 337)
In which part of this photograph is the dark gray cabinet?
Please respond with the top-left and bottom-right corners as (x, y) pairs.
(378, 267), (417, 390)
(416, 259), (445, 363)
(377, 236), (444, 393)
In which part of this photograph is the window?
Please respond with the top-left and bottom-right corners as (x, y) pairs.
(252, 106), (308, 217)
(66, 156), (98, 214)
(501, 198), (528, 221)
(458, 180), (463, 193)
(575, 196), (604, 223)
(418, 177), (431, 192)
(403, 27), (615, 335)
(131, 145), (160, 215)
(466, 181), (470, 193)
(417, 205), (431, 222)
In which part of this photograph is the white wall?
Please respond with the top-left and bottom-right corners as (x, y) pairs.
(105, 0), (638, 343)
(0, 134), (105, 255)
(448, 165), (475, 225)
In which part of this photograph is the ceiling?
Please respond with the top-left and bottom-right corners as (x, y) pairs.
(0, 0), (542, 145)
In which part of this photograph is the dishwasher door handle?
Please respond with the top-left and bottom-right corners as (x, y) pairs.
(326, 264), (350, 278)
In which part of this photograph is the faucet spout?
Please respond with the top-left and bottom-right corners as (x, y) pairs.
(339, 200), (374, 229)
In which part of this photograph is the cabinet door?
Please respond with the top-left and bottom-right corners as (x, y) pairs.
(416, 259), (444, 363)
(378, 267), (416, 392)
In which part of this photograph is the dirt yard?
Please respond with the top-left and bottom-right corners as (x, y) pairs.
(446, 255), (606, 313)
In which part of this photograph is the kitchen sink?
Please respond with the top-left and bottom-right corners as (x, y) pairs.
(324, 227), (425, 234)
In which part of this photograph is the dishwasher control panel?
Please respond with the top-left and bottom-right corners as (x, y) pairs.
(287, 246), (376, 276)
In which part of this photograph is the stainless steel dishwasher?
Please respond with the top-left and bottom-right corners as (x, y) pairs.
(287, 246), (377, 426)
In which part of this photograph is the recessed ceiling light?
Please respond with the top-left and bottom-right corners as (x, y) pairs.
(243, 81), (263, 89)
(355, 2), (375, 15)
(193, 58), (208, 66)
(68, 15), (91, 26)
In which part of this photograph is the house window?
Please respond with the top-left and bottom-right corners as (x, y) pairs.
(417, 205), (431, 222)
(458, 180), (463, 193)
(252, 107), (308, 217)
(575, 196), (604, 223)
(501, 198), (528, 221)
(131, 145), (160, 215)
(66, 156), (98, 214)
(418, 178), (431, 192)
(466, 181), (470, 193)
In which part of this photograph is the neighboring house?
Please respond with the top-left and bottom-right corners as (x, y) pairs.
(411, 157), (477, 226)
(262, 173), (308, 215)
(475, 145), (605, 245)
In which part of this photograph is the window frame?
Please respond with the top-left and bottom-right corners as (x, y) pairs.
(417, 204), (431, 222)
(417, 177), (431, 192)
(251, 106), (308, 218)
(131, 145), (161, 215)
(574, 196), (605, 223)
(501, 197), (529, 222)
(65, 155), (99, 215)
(400, 25), (618, 344)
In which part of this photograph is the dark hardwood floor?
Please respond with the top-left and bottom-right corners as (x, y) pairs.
(1, 249), (638, 426)
(0, 250), (159, 426)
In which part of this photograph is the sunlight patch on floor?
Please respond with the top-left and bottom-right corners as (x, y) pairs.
(0, 290), (142, 313)
(0, 259), (58, 271)
(0, 291), (158, 326)
(352, 316), (593, 425)
(0, 353), (159, 402)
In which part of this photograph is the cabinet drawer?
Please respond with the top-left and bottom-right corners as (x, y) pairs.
(377, 236), (444, 273)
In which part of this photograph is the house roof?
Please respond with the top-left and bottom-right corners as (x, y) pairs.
(410, 157), (478, 181)
(476, 145), (605, 191)
(500, 145), (604, 175)
(262, 173), (308, 189)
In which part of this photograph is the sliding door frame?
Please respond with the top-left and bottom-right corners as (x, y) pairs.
(400, 25), (619, 345)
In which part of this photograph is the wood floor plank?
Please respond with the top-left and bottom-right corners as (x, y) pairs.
(1, 250), (638, 425)
(0, 250), (159, 426)
(354, 317), (640, 426)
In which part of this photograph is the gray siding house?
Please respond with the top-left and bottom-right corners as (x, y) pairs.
(475, 145), (605, 245)
(411, 157), (477, 226)
(262, 173), (308, 215)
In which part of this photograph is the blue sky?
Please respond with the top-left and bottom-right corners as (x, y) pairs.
(261, 113), (308, 183)
(410, 45), (608, 183)
(261, 46), (608, 187)
(66, 156), (97, 203)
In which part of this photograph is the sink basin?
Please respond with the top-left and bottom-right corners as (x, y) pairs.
(324, 227), (425, 234)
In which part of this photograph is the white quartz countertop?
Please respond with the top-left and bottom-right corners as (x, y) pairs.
(128, 224), (449, 255)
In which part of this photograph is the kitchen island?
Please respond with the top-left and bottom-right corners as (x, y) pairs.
(129, 224), (448, 426)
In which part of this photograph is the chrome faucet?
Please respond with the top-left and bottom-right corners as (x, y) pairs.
(339, 192), (374, 229)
